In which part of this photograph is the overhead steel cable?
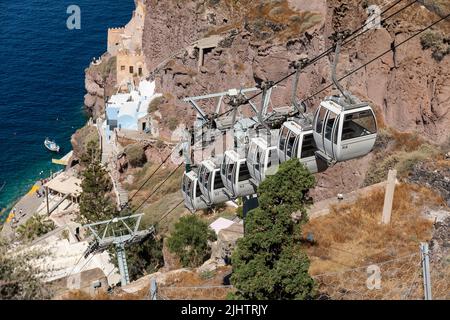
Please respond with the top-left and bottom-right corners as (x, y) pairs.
(205, 0), (417, 121)
(300, 12), (450, 104)
(341, 0), (417, 46)
(66, 253), (85, 279)
(155, 199), (185, 227)
(113, 0), (423, 222)
(132, 162), (184, 214)
(66, 251), (95, 279)
(127, 150), (176, 205)
(307, 0), (418, 65)
(119, 0), (423, 218)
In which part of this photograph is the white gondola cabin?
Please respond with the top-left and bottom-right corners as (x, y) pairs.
(220, 150), (256, 199)
(198, 159), (230, 206)
(181, 170), (208, 212)
(247, 137), (279, 185)
(312, 96), (377, 163)
(278, 120), (320, 174)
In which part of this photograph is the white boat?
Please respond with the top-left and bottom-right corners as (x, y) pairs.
(44, 138), (60, 153)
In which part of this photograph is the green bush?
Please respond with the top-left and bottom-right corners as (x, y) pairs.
(364, 143), (440, 186)
(16, 215), (56, 242)
(147, 96), (165, 114)
(199, 270), (215, 280)
(167, 215), (217, 268)
(168, 118), (179, 131)
(420, 30), (449, 61)
(125, 144), (147, 167)
(117, 236), (164, 281)
(231, 159), (316, 300)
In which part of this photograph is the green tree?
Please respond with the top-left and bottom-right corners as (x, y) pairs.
(167, 215), (217, 268)
(119, 236), (164, 281)
(16, 214), (56, 242)
(0, 239), (52, 299)
(230, 158), (316, 300)
(79, 141), (117, 223)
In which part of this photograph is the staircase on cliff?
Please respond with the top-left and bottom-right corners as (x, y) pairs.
(95, 118), (129, 209)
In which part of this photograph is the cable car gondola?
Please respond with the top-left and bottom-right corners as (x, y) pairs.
(278, 120), (320, 174)
(220, 150), (256, 199)
(312, 32), (377, 164)
(247, 137), (279, 186)
(198, 159), (230, 206)
(312, 95), (377, 164)
(181, 170), (208, 212)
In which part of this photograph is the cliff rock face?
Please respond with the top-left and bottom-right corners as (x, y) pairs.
(138, 0), (449, 199)
(77, 0), (450, 201)
(141, 0), (449, 142)
(84, 54), (117, 119)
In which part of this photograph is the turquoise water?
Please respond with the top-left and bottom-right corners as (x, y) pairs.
(0, 0), (135, 221)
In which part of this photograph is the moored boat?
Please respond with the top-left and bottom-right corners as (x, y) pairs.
(44, 138), (60, 152)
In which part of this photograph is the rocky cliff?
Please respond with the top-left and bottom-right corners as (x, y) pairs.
(138, 0), (449, 199)
(141, 0), (449, 141)
(81, 0), (449, 199)
(84, 54), (117, 119)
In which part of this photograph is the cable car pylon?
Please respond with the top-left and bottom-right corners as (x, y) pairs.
(83, 214), (155, 286)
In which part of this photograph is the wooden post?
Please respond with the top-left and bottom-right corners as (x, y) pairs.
(382, 169), (397, 224)
(198, 47), (204, 69)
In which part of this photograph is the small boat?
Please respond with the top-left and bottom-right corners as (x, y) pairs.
(44, 138), (60, 153)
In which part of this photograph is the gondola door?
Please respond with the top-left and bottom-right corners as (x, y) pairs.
(313, 103), (341, 163)
(313, 105), (327, 153)
(322, 110), (340, 161)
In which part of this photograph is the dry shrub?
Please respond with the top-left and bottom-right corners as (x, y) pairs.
(147, 96), (165, 114)
(364, 127), (441, 185)
(64, 286), (149, 300)
(117, 136), (137, 147)
(303, 184), (441, 275)
(389, 129), (425, 153)
(124, 143), (147, 168)
(207, 0), (322, 42)
(420, 30), (450, 61)
(157, 267), (233, 300)
(365, 143), (441, 185)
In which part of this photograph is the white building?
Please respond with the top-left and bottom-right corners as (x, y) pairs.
(104, 80), (162, 142)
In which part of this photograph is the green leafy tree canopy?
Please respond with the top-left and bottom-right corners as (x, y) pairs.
(0, 239), (52, 300)
(16, 215), (56, 242)
(231, 158), (316, 300)
(79, 141), (117, 223)
(167, 215), (217, 268)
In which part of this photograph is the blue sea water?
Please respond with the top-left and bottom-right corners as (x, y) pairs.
(0, 0), (134, 220)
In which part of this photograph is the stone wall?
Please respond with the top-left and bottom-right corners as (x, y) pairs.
(107, 27), (125, 56)
(116, 51), (148, 89)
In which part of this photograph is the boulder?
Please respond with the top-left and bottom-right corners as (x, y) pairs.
(210, 222), (244, 265)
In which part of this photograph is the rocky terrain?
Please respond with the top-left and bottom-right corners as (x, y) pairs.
(59, 0), (450, 299)
(79, 0), (450, 201)
(79, 0), (450, 199)
(84, 54), (118, 119)
(135, 0), (449, 200)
